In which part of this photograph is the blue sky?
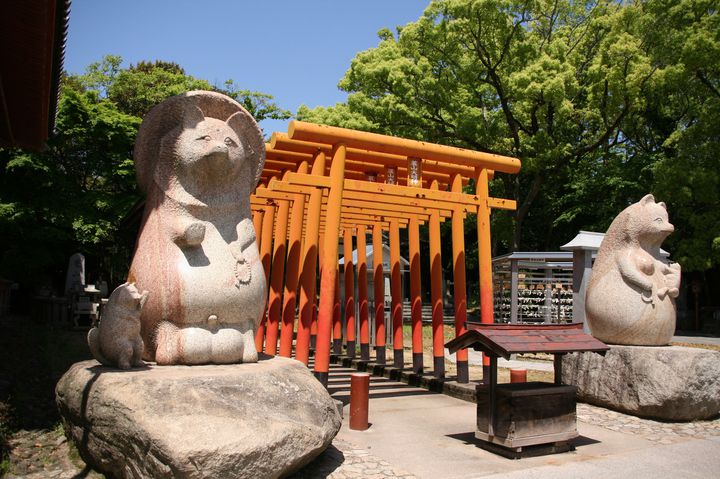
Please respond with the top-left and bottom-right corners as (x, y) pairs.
(65, 0), (429, 134)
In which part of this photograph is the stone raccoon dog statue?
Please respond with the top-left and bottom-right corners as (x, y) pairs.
(128, 91), (267, 365)
(87, 282), (149, 369)
(585, 194), (682, 345)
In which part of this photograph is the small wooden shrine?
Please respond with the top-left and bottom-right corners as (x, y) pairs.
(446, 323), (609, 458)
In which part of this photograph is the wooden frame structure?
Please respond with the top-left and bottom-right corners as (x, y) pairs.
(446, 323), (608, 457)
(251, 121), (521, 386)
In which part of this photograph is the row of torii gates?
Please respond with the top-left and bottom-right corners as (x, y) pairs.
(251, 121), (521, 386)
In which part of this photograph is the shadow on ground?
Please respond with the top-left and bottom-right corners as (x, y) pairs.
(288, 444), (346, 478)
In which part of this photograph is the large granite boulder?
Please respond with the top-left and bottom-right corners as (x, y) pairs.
(563, 345), (720, 421)
(56, 356), (341, 478)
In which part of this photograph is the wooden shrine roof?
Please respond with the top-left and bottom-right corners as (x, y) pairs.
(445, 323), (609, 360)
(1, 0), (70, 149)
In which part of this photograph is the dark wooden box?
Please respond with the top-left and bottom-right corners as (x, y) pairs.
(476, 381), (577, 448)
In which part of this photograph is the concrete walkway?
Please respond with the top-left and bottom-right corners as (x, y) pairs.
(293, 360), (720, 479)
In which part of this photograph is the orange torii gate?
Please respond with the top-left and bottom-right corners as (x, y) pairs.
(251, 121), (520, 387)
(258, 146), (457, 374)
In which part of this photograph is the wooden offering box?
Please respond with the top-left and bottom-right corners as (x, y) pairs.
(446, 323), (608, 458)
(476, 382), (577, 449)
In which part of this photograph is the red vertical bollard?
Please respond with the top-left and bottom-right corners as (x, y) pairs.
(349, 372), (370, 430)
(510, 368), (527, 383)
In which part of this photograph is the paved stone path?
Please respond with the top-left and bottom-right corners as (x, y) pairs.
(576, 402), (720, 444)
(290, 438), (417, 479)
(291, 403), (720, 478)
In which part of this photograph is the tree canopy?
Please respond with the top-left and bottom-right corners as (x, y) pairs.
(0, 56), (289, 292)
(298, 0), (719, 273)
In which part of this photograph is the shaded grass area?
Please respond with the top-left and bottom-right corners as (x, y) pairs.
(0, 314), (93, 475)
(671, 341), (720, 352)
(396, 323), (556, 383)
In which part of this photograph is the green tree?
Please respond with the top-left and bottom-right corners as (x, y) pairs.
(0, 86), (140, 287)
(298, 0), (662, 252)
(635, 0), (720, 271)
(218, 80), (291, 123)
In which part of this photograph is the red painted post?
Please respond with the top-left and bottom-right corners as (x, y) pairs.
(429, 180), (445, 378)
(349, 372), (370, 431)
(312, 232), (324, 352)
(343, 228), (356, 358)
(255, 202), (276, 352)
(476, 168), (493, 380)
(295, 152), (325, 365)
(408, 215), (423, 374)
(389, 218), (404, 369)
(333, 267), (342, 355)
(315, 144), (347, 386)
(265, 192), (290, 357)
(372, 223), (386, 365)
(450, 174), (469, 383)
(356, 225), (370, 361)
(252, 209), (263, 245)
(510, 369), (527, 383)
(279, 161), (308, 358)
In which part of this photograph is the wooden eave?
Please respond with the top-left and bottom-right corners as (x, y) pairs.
(445, 323), (609, 360)
(0, 0), (70, 150)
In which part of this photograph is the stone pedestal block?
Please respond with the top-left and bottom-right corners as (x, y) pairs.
(562, 345), (720, 421)
(56, 356), (341, 478)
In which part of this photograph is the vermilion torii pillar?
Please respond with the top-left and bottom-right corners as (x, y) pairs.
(476, 167), (493, 380)
(295, 152), (326, 365)
(429, 180), (445, 378)
(264, 173), (291, 357)
(389, 217), (404, 370)
(356, 225), (370, 361)
(315, 144), (347, 385)
(343, 227), (356, 358)
(255, 201), (275, 353)
(279, 161), (309, 358)
(408, 214), (423, 373)
(372, 223), (386, 365)
(451, 173), (469, 383)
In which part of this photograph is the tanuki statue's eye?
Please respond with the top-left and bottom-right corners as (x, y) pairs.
(224, 137), (236, 147)
(197, 135), (211, 141)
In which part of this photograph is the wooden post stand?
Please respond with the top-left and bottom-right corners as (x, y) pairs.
(350, 373), (370, 431)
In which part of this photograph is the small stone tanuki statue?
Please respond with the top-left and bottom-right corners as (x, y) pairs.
(585, 194), (681, 345)
(128, 91), (267, 365)
(88, 282), (149, 369)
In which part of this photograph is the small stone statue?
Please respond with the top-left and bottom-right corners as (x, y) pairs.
(585, 194), (682, 345)
(64, 253), (85, 295)
(88, 282), (149, 369)
(128, 91), (267, 365)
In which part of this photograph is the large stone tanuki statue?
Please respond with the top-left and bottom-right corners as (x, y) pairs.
(585, 194), (681, 345)
(129, 91), (267, 365)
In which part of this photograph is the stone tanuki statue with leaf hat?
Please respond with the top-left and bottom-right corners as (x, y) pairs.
(128, 90), (267, 365)
(585, 194), (681, 345)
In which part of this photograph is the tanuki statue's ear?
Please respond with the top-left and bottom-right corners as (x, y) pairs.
(658, 201), (667, 210)
(225, 110), (265, 186)
(183, 105), (205, 129)
(639, 194), (655, 206)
